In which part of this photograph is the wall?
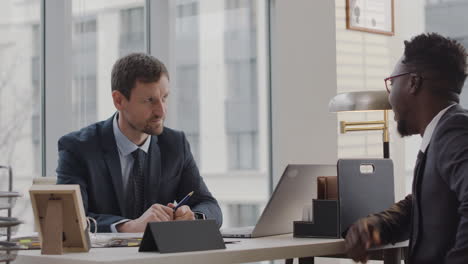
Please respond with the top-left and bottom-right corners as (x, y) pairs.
(335, 0), (425, 202)
(271, 0), (338, 185)
(271, 0), (425, 263)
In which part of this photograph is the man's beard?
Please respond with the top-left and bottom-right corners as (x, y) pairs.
(142, 119), (164, 135)
(397, 119), (411, 137)
(128, 118), (164, 136)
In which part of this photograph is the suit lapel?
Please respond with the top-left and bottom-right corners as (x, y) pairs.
(101, 114), (126, 215)
(146, 135), (161, 205)
(408, 105), (461, 260)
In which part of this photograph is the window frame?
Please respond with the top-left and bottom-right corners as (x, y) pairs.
(41, 0), (274, 196)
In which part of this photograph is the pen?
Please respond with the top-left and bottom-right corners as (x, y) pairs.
(173, 191), (194, 212)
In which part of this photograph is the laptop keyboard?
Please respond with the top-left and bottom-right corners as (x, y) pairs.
(221, 226), (255, 238)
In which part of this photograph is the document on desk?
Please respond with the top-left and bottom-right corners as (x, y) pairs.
(91, 233), (143, 248)
(8, 232), (144, 248)
(9, 232), (238, 249)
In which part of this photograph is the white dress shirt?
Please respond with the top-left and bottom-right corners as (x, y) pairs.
(420, 104), (456, 153)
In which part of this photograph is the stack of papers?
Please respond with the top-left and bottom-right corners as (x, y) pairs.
(91, 233), (143, 248)
(7, 232), (144, 249)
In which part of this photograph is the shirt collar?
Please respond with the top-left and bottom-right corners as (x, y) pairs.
(113, 113), (151, 156)
(420, 104), (456, 153)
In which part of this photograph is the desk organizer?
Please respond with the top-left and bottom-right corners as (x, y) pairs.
(0, 166), (23, 263)
(293, 159), (395, 239)
(294, 199), (340, 238)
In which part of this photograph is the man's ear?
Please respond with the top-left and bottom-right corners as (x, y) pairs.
(409, 74), (423, 95)
(112, 90), (126, 111)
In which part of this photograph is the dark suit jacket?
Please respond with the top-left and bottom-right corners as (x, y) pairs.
(56, 115), (223, 232)
(373, 104), (468, 263)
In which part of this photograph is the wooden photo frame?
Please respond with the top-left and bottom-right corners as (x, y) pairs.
(346, 0), (394, 36)
(30, 184), (90, 255)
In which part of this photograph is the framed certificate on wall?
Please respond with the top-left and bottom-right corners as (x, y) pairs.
(346, 0), (394, 36)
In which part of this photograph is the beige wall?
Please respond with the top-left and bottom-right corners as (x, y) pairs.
(335, 0), (425, 202)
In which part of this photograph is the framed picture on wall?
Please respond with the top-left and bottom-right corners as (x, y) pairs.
(346, 0), (394, 36)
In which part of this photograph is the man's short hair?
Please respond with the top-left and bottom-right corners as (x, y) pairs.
(111, 53), (169, 100)
(403, 33), (467, 95)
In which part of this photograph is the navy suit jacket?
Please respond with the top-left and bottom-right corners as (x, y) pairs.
(373, 104), (468, 263)
(56, 115), (222, 232)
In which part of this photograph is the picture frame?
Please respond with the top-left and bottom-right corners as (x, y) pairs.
(346, 0), (394, 36)
(30, 184), (90, 255)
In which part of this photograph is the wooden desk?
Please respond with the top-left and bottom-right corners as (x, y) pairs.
(14, 234), (407, 264)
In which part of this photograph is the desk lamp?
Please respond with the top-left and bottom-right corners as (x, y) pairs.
(328, 90), (392, 158)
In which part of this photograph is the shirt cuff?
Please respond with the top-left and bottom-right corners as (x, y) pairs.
(194, 211), (206, 220)
(110, 219), (131, 233)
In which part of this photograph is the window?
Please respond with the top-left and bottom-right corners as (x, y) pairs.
(26, 0), (269, 234)
(224, 0), (259, 170)
(0, 0), (41, 233)
(31, 24), (41, 174)
(425, 0), (468, 108)
(176, 65), (201, 165)
(72, 18), (98, 126)
(175, 1), (201, 165)
(71, 0), (145, 128)
(120, 7), (145, 56)
(170, 0), (269, 228)
(225, 204), (261, 227)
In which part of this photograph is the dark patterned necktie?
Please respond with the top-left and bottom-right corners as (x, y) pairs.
(125, 149), (147, 219)
(412, 151), (426, 195)
(409, 150), (427, 259)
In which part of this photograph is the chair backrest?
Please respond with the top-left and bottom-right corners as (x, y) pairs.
(32, 177), (57, 185)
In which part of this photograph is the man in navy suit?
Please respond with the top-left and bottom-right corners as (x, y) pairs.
(345, 33), (468, 263)
(57, 53), (222, 232)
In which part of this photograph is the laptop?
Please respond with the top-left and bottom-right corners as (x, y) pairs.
(221, 164), (336, 238)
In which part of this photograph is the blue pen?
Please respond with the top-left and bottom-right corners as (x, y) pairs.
(173, 191), (194, 212)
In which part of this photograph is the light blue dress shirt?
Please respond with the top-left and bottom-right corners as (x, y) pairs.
(110, 113), (151, 232)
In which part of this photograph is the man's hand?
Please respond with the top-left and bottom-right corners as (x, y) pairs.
(116, 204), (174, 232)
(167, 203), (195, 221)
(345, 216), (382, 263)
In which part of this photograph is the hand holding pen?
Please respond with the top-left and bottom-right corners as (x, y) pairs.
(167, 191), (195, 221)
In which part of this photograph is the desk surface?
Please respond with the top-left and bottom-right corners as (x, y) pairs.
(15, 234), (407, 264)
